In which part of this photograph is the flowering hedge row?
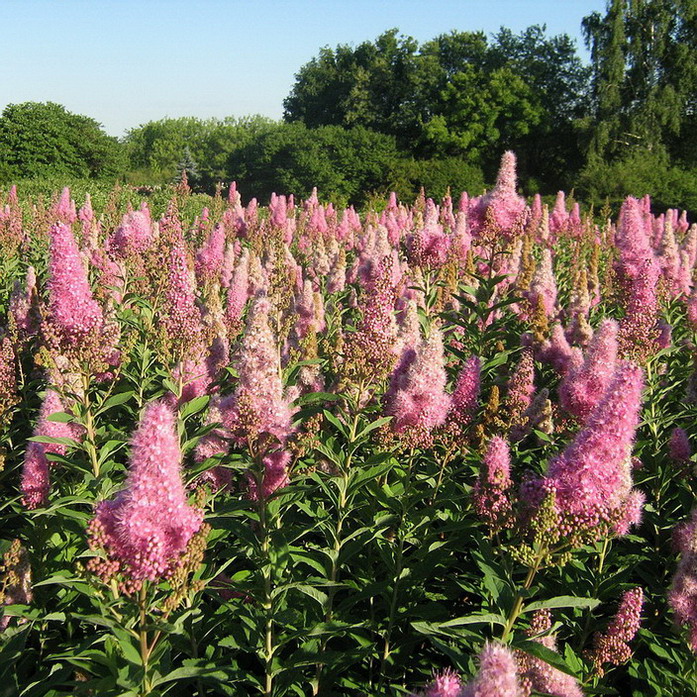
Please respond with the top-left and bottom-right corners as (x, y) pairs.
(0, 154), (696, 696)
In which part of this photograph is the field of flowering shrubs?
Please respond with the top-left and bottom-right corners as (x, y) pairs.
(0, 152), (697, 696)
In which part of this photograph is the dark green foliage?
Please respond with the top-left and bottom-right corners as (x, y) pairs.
(580, 0), (697, 208)
(123, 115), (277, 189)
(0, 102), (125, 182)
(226, 122), (403, 205)
(284, 26), (590, 191)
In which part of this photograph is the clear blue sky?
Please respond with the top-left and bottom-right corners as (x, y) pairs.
(1, 0), (607, 138)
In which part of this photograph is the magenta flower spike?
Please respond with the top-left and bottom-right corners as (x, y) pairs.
(53, 187), (76, 224)
(229, 294), (294, 447)
(44, 222), (110, 355)
(559, 319), (619, 423)
(670, 427), (691, 465)
(9, 266), (38, 340)
(109, 210), (153, 258)
(618, 258), (660, 359)
(588, 588), (644, 674)
(383, 328), (451, 444)
(526, 361), (644, 538)
(470, 151), (526, 239)
(517, 609), (583, 697)
(162, 236), (203, 356)
(88, 400), (203, 584)
(615, 197), (655, 282)
(21, 390), (80, 509)
(226, 248), (250, 331)
(473, 436), (513, 532)
(539, 323), (576, 375)
(413, 668), (462, 697)
(449, 355), (481, 427)
(195, 223), (226, 289)
(526, 249), (557, 318)
(460, 642), (523, 697)
(550, 191), (569, 235)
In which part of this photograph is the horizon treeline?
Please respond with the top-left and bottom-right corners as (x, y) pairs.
(1, 0), (696, 210)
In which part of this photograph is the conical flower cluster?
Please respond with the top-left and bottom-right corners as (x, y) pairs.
(473, 436), (514, 533)
(559, 319), (619, 423)
(524, 361), (644, 541)
(21, 390), (81, 509)
(43, 223), (117, 366)
(586, 588), (643, 675)
(448, 355), (481, 430)
(383, 328), (451, 447)
(87, 400), (203, 585)
(516, 609), (583, 697)
(460, 642), (523, 697)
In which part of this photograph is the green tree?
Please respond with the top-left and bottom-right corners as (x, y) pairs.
(284, 26), (589, 190)
(283, 29), (422, 142)
(0, 101), (124, 181)
(581, 0), (697, 209)
(124, 115), (276, 188)
(226, 122), (402, 205)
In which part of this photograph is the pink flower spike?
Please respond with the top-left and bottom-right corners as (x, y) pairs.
(588, 588), (644, 675)
(461, 642), (522, 697)
(21, 390), (81, 509)
(88, 400), (203, 583)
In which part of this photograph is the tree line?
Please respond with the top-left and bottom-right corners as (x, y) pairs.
(1, 0), (696, 210)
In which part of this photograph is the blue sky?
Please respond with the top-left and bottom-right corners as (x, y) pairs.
(1, 0), (607, 138)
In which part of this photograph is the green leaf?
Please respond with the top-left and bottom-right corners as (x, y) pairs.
(44, 411), (74, 423)
(514, 639), (578, 678)
(294, 391), (341, 406)
(323, 410), (347, 438)
(287, 584), (328, 610)
(152, 665), (228, 687)
(180, 395), (210, 419)
(354, 416), (392, 441)
(522, 596), (601, 614)
(27, 435), (76, 447)
(97, 391), (135, 413)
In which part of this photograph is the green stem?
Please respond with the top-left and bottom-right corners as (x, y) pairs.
(138, 584), (151, 697)
(433, 444), (456, 501)
(258, 481), (275, 697)
(378, 449), (415, 686)
(313, 473), (349, 694)
(81, 372), (100, 478)
(578, 538), (610, 650)
(501, 552), (543, 642)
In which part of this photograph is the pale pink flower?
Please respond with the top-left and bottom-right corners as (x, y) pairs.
(670, 427), (692, 464)
(517, 609), (583, 697)
(526, 249), (557, 317)
(195, 224), (226, 289)
(53, 187), (76, 224)
(161, 236), (204, 356)
(410, 668), (462, 697)
(473, 437), (513, 532)
(460, 642), (523, 697)
(109, 209), (153, 257)
(523, 361), (644, 539)
(469, 152), (526, 239)
(615, 197), (655, 282)
(383, 329), (451, 444)
(448, 356), (482, 426)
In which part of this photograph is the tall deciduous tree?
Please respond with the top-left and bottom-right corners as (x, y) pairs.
(284, 26), (589, 189)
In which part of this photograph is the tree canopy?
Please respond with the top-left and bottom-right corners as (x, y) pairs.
(0, 102), (124, 181)
(284, 26), (590, 187)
